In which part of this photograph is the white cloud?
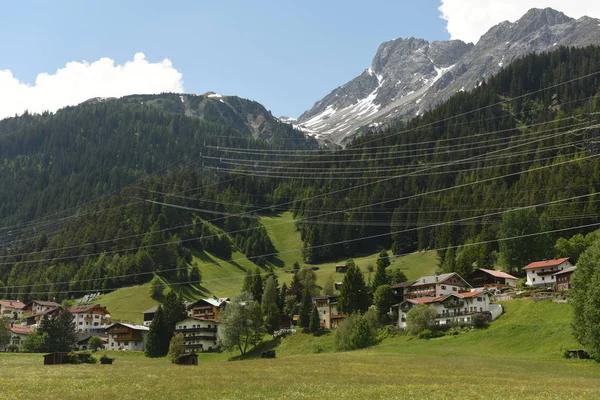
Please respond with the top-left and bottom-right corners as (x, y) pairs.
(438, 0), (600, 44)
(0, 52), (184, 120)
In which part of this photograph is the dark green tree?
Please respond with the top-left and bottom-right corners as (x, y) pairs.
(261, 276), (281, 335)
(338, 264), (369, 315)
(298, 287), (313, 329)
(251, 268), (264, 302)
(309, 306), (321, 334)
(373, 284), (395, 325)
(145, 305), (170, 358)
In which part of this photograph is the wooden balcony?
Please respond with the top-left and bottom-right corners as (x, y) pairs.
(177, 327), (217, 333)
(107, 328), (129, 334)
(185, 335), (217, 341)
(443, 301), (464, 308)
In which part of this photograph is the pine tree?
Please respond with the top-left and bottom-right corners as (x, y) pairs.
(163, 291), (188, 335)
(309, 306), (320, 334)
(338, 264), (369, 315)
(251, 268), (264, 302)
(298, 287), (313, 329)
(145, 305), (170, 358)
(242, 270), (253, 293)
(53, 309), (77, 352)
(372, 263), (388, 293)
(277, 282), (288, 312)
(262, 276), (281, 335)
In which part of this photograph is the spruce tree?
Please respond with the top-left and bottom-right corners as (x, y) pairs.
(277, 282), (288, 312)
(163, 291), (188, 336)
(372, 263), (388, 293)
(262, 276), (281, 335)
(339, 264), (369, 315)
(145, 305), (170, 358)
(298, 287), (313, 329)
(309, 306), (320, 334)
(251, 268), (264, 302)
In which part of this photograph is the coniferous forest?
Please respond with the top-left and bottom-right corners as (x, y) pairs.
(2, 46), (600, 300)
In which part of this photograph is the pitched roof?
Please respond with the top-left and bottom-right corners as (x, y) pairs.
(9, 324), (32, 335)
(390, 280), (417, 289)
(552, 266), (577, 276)
(523, 258), (570, 270)
(0, 300), (26, 310)
(411, 272), (471, 288)
(29, 300), (60, 307)
(143, 305), (159, 314)
(407, 296), (446, 305)
(106, 322), (149, 332)
(478, 268), (518, 280)
(188, 297), (230, 309)
(457, 290), (488, 298)
(68, 304), (109, 314)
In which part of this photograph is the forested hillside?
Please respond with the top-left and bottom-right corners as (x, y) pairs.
(3, 46), (600, 301)
(0, 96), (316, 231)
(208, 46), (600, 272)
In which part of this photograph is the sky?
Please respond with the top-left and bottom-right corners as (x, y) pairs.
(1, 0), (599, 120)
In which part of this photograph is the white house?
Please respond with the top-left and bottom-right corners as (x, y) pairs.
(174, 317), (221, 353)
(403, 272), (471, 299)
(68, 304), (111, 333)
(523, 258), (573, 287)
(0, 323), (32, 351)
(105, 323), (149, 351)
(0, 300), (26, 321)
(393, 290), (503, 329)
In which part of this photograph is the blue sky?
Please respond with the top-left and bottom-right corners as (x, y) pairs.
(1, 0), (449, 118)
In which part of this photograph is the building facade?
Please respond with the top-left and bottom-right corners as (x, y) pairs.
(523, 258), (573, 287)
(1, 324), (32, 351)
(553, 266), (576, 291)
(404, 273), (471, 299)
(174, 317), (220, 352)
(69, 304), (111, 333)
(187, 297), (229, 320)
(105, 323), (149, 351)
(0, 300), (26, 321)
(312, 295), (345, 329)
(467, 268), (518, 288)
(394, 290), (502, 329)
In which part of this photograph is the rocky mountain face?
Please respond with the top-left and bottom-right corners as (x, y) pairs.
(296, 8), (600, 145)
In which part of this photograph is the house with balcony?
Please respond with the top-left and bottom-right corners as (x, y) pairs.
(68, 304), (111, 333)
(0, 300), (26, 321)
(23, 300), (60, 315)
(186, 297), (229, 320)
(553, 266), (576, 291)
(174, 317), (220, 352)
(403, 272), (471, 300)
(24, 306), (62, 327)
(393, 290), (502, 329)
(312, 295), (345, 329)
(105, 323), (149, 351)
(523, 258), (573, 287)
(467, 268), (518, 288)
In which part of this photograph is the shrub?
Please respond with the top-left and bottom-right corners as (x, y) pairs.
(418, 329), (445, 340)
(406, 304), (436, 336)
(472, 313), (489, 329)
(335, 309), (379, 351)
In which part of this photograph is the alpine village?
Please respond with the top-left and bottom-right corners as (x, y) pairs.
(2, 5), (600, 399)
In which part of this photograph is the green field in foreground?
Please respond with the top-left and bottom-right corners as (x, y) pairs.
(99, 212), (438, 322)
(1, 300), (598, 400)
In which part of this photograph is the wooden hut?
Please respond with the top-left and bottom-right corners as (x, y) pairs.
(175, 353), (198, 366)
(43, 352), (70, 365)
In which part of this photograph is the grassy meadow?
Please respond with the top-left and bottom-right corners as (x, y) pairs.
(1, 299), (598, 399)
(98, 211), (438, 322)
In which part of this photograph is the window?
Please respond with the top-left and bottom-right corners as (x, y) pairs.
(477, 297), (482, 302)
(124, 341), (129, 346)
(533, 278), (536, 282)
(79, 322), (83, 325)
(542, 277), (545, 281)
(441, 285), (446, 290)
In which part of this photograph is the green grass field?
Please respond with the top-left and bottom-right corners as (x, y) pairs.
(1, 300), (598, 399)
(98, 212), (438, 322)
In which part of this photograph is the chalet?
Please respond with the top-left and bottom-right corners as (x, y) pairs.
(335, 264), (348, 273)
(312, 295), (345, 329)
(467, 268), (518, 288)
(1, 323), (32, 351)
(404, 273), (471, 300)
(174, 317), (220, 352)
(105, 323), (149, 351)
(24, 300), (60, 315)
(24, 306), (61, 327)
(523, 258), (573, 287)
(68, 304), (111, 333)
(186, 297), (229, 320)
(393, 290), (503, 329)
(553, 266), (576, 291)
(142, 305), (158, 327)
(0, 300), (26, 321)
(75, 332), (108, 351)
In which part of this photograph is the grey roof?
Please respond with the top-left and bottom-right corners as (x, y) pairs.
(143, 305), (159, 314)
(411, 272), (471, 287)
(552, 266), (576, 276)
(390, 280), (417, 289)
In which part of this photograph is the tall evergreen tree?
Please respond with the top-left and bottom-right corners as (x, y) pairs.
(298, 287), (313, 329)
(145, 305), (170, 358)
(309, 306), (321, 334)
(251, 268), (264, 302)
(338, 264), (369, 315)
(261, 276), (281, 335)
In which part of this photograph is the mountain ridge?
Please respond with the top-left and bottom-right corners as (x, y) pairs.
(295, 7), (600, 145)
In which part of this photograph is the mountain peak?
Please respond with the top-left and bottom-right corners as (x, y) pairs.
(296, 7), (600, 145)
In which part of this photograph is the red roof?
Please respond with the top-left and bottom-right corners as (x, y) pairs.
(68, 304), (109, 314)
(9, 324), (32, 335)
(408, 296), (446, 304)
(458, 290), (487, 298)
(0, 300), (26, 310)
(479, 268), (518, 280)
(523, 258), (570, 270)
